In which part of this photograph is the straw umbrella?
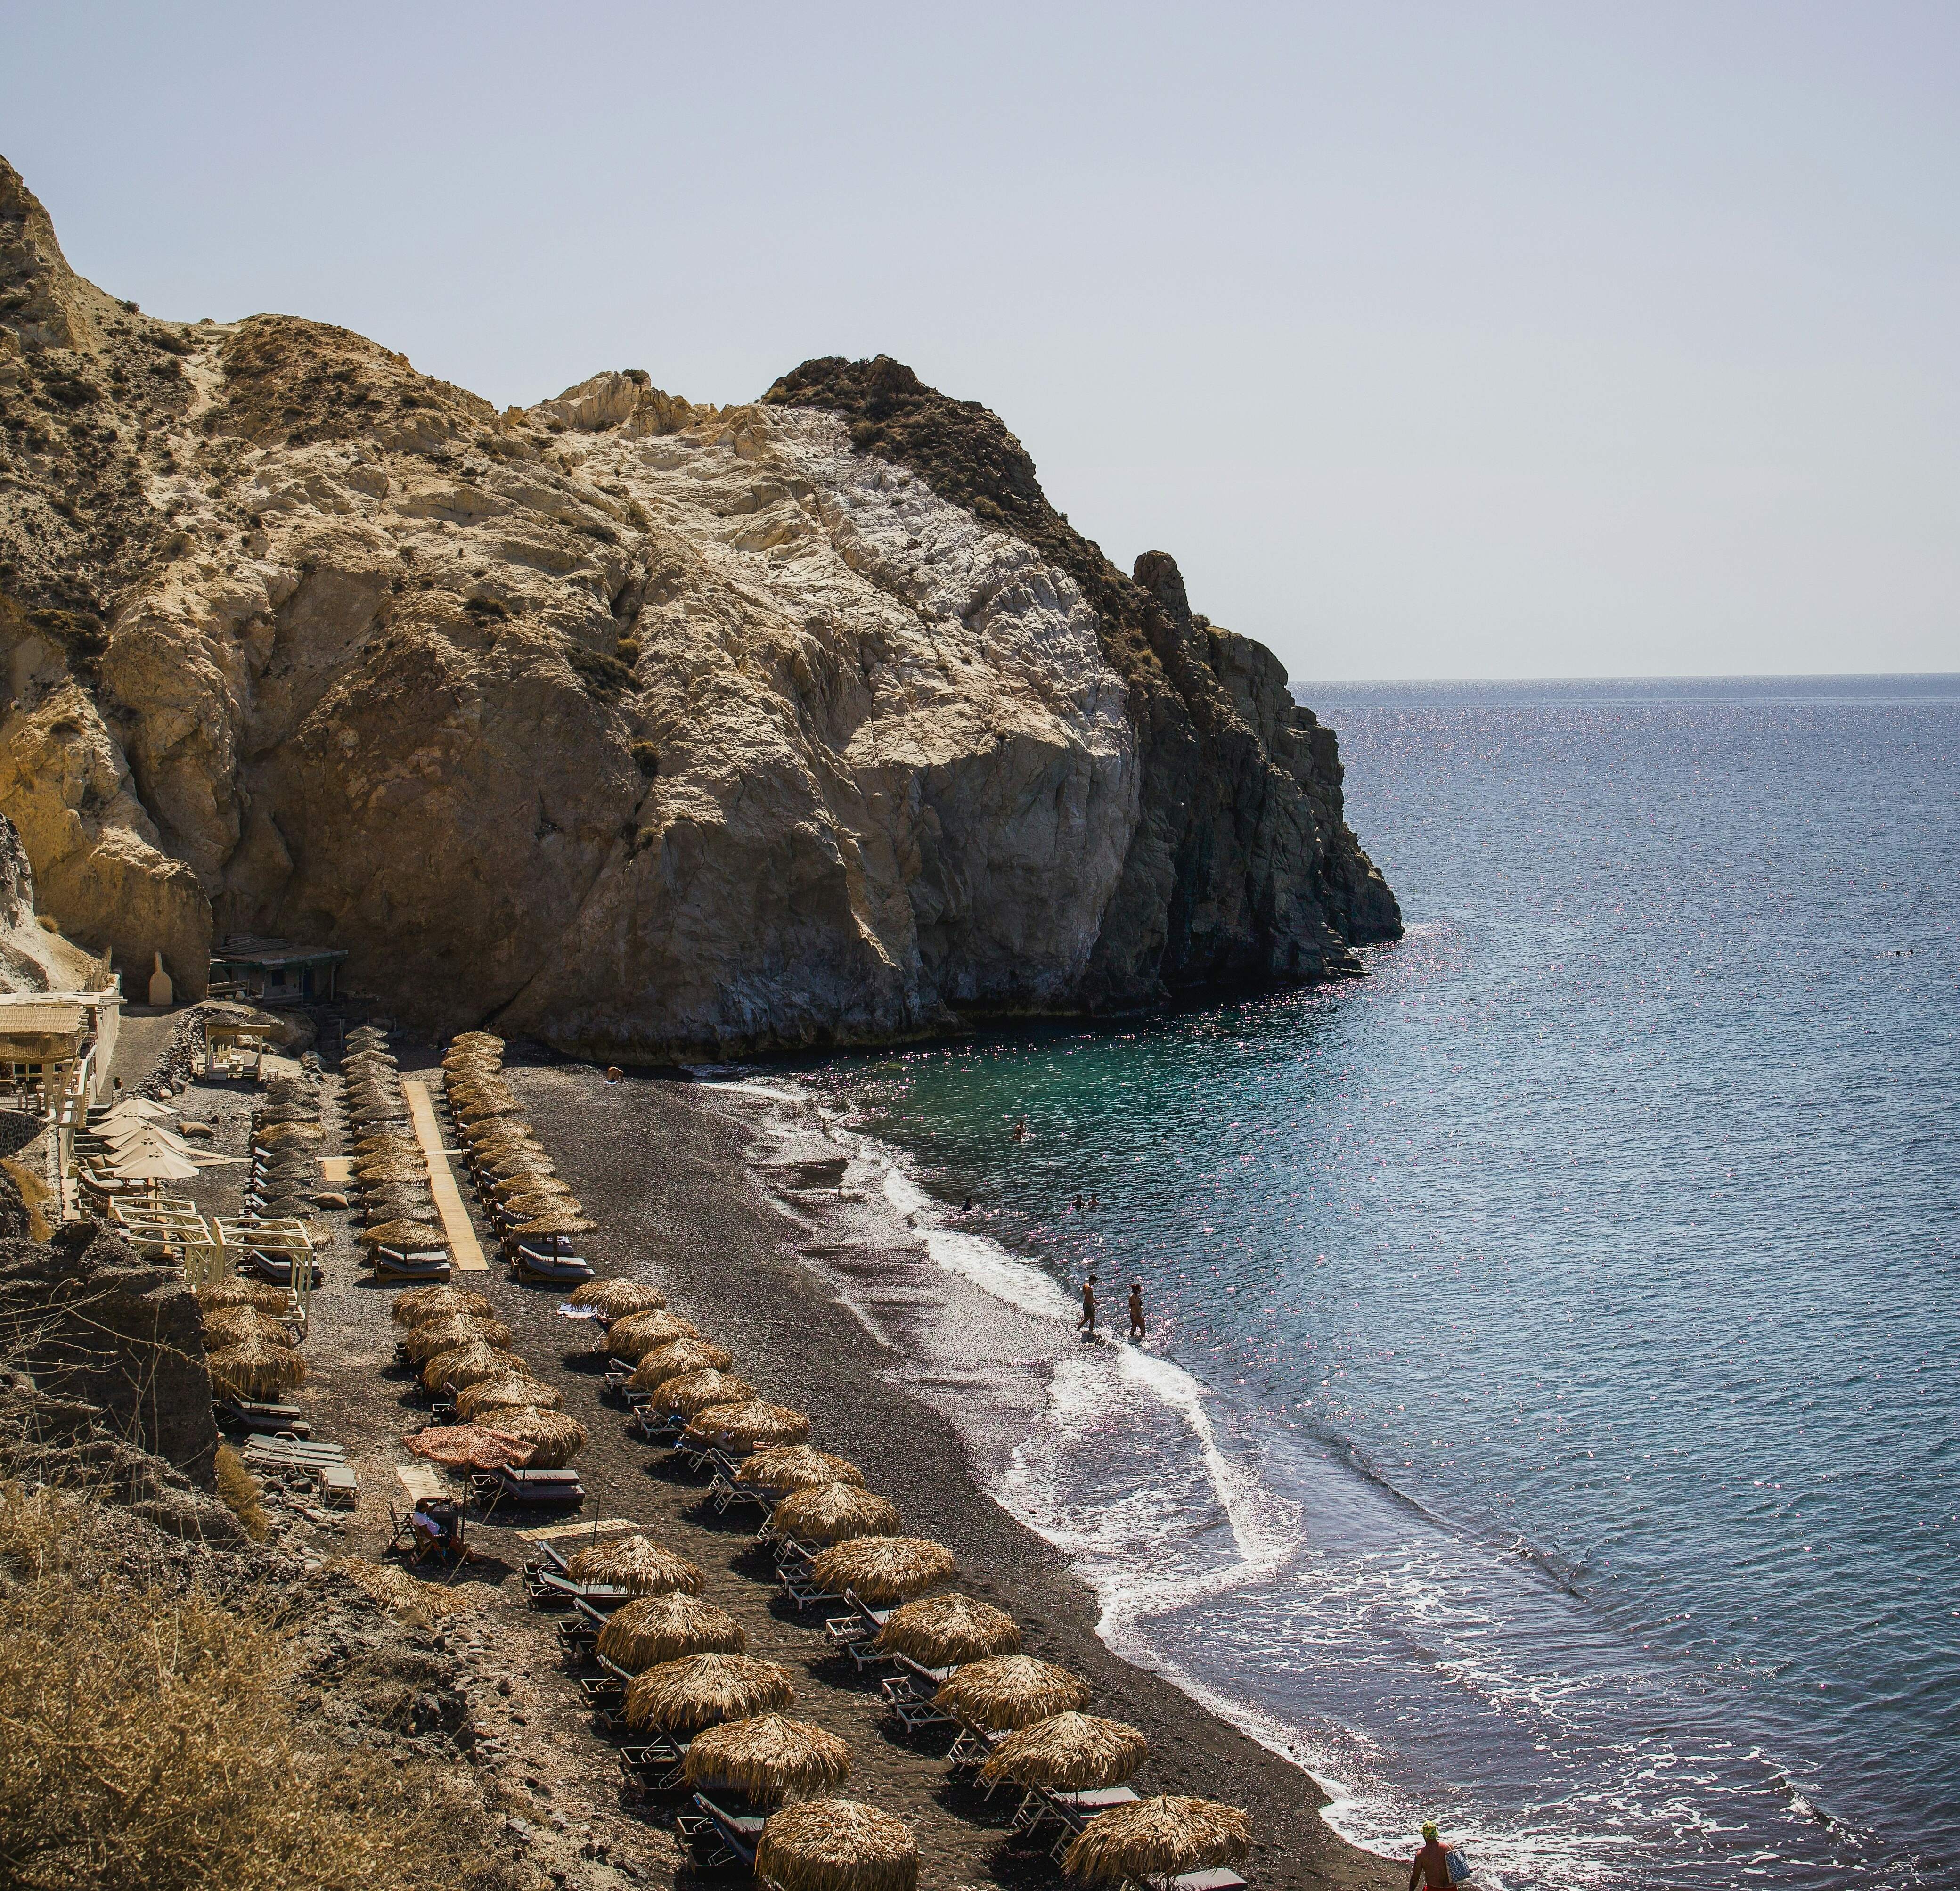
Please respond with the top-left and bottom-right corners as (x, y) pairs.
(631, 1335), (734, 1381)
(206, 1334), (307, 1400)
(738, 1446), (865, 1494)
(358, 1220), (448, 1255)
(1062, 1797), (1252, 1886)
(933, 1655), (1088, 1731)
(201, 1305), (294, 1350)
(513, 1210), (596, 1239)
(596, 1594), (745, 1671)
(485, 1405), (587, 1467)
(622, 1653), (795, 1735)
(403, 1423), (534, 1472)
(449, 1031), (504, 1051)
(196, 1278), (293, 1315)
(608, 1310), (703, 1363)
(567, 1278), (665, 1318)
(649, 1371), (756, 1418)
(400, 1313), (514, 1363)
(254, 1121), (321, 1149)
(808, 1538), (956, 1609)
(490, 1169), (565, 1200)
(684, 1716), (852, 1805)
(421, 1343), (529, 1392)
(455, 1375), (564, 1419)
(980, 1713), (1147, 1791)
(390, 1284), (495, 1326)
(771, 1483), (900, 1547)
(565, 1534), (702, 1596)
(683, 1400), (810, 1452)
(873, 1593), (1020, 1667)
(753, 1800), (917, 1891)
(483, 1149), (557, 1179)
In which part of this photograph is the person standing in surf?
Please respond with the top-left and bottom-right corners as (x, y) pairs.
(1128, 1281), (1146, 1341)
(1077, 1274), (1099, 1339)
(1408, 1822), (1466, 1889)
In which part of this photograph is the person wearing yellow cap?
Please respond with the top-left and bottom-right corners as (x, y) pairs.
(1408, 1821), (1466, 1889)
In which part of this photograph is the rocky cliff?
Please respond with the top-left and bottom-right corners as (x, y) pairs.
(0, 156), (1398, 1057)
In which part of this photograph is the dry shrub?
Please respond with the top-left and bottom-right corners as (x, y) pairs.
(212, 1441), (270, 1541)
(329, 1555), (475, 1629)
(0, 1484), (492, 1891)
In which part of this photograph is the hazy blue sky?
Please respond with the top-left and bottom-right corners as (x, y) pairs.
(5, 2), (1956, 681)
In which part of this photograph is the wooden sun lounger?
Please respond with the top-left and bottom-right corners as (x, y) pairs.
(676, 1793), (762, 1872)
(525, 1566), (637, 1610)
(215, 1396), (310, 1437)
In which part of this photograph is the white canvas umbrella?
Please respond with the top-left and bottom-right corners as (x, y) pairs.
(101, 1125), (243, 1168)
(95, 1097), (178, 1126)
(107, 1147), (201, 1187)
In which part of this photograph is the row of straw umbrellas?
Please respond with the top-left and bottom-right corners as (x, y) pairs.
(440, 1033), (597, 1267)
(408, 1036), (1255, 1891)
(335, 1026), (463, 1274)
(195, 1073), (328, 1400)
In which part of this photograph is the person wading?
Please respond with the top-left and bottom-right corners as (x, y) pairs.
(1128, 1281), (1146, 1341)
(1077, 1274), (1099, 1340)
(1408, 1822), (1465, 1890)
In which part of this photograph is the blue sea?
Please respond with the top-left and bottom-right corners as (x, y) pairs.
(791, 676), (1959, 1888)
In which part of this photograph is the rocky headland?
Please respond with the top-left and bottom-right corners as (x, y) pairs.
(0, 156), (1398, 1057)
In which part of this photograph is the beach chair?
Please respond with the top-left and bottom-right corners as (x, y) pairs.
(525, 1565), (637, 1611)
(626, 1405), (684, 1445)
(317, 1463), (358, 1508)
(373, 1246), (451, 1281)
(943, 1717), (1006, 1770)
(676, 1793), (762, 1872)
(883, 1655), (958, 1734)
(823, 1588), (893, 1664)
(708, 1464), (772, 1515)
(214, 1395), (311, 1438)
(476, 1465), (585, 1509)
(617, 1732), (690, 1800)
(775, 1558), (841, 1612)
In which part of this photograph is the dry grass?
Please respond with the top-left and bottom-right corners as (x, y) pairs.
(212, 1442), (270, 1541)
(328, 1556), (477, 1629)
(0, 1484), (493, 1891)
(1, 1155), (55, 1241)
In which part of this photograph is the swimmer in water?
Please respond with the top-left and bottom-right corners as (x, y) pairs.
(1013, 1117), (1028, 1142)
(962, 1195), (974, 1212)
(1128, 1281), (1146, 1340)
(1074, 1193), (1085, 1212)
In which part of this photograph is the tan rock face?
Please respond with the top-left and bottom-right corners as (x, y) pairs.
(0, 159), (1396, 1056)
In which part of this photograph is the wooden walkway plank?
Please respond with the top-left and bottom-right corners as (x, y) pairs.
(402, 1078), (488, 1272)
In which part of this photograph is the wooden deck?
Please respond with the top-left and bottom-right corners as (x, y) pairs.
(401, 1078), (488, 1273)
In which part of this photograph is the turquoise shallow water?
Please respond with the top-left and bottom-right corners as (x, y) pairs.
(797, 677), (1960, 1888)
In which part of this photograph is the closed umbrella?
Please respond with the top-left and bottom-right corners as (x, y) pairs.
(737, 1446), (864, 1494)
(771, 1483), (900, 1547)
(980, 1712), (1147, 1791)
(565, 1533), (702, 1596)
(933, 1654), (1088, 1731)
(753, 1800), (917, 1891)
(1061, 1797), (1253, 1886)
(623, 1653), (796, 1735)
(403, 1423), (533, 1472)
(684, 1715), (851, 1805)
(873, 1593), (1020, 1667)
(682, 1400), (810, 1452)
(596, 1593), (745, 1671)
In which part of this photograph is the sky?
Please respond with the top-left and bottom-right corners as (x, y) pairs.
(4, 2), (1957, 682)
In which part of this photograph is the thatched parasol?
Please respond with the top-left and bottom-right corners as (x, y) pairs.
(737, 1446), (865, 1494)
(420, 1343), (529, 1392)
(1061, 1796), (1252, 1886)
(567, 1278), (664, 1318)
(649, 1370), (756, 1418)
(458, 1100), (526, 1125)
(449, 1031), (504, 1051)
(483, 1405), (586, 1467)
(622, 1653), (796, 1735)
(483, 1149), (557, 1179)
(808, 1536), (956, 1608)
(201, 1305), (294, 1350)
(513, 1211), (596, 1237)
(565, 1533), (702, 1596)
(390, 1284), (495, 1326)
(455, 1374), (564, 1419)
(682, 1400), (811, 1453)
(753, 1799), (917, 1891)
(255, 1121), (321, 1148)
(596, 1593), (746, 1671)
(979, 1712), (1146, 1791)
(631, 1335), (734, 1381)
(400, 1313), (513, 1362)
(683, 1715), (852, 1805)
(358, 1220), (448, 1253)
(933, 1654), (1089, 1731)
(608, 1310), (703, 1363)
(196, 1278), (293, 1315)
(873, 1593), (1020, 1667)
(770, 1482), (900, 1547)
(403, 1423), (533, 1472)
(206, 1334), (307, 1400)
(490, 1169), (565, 1200)
(351, 1163), (427, 1189)
(254, 1104), (319, 1126)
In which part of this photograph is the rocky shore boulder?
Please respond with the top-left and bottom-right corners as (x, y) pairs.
(0, 155), (1399, 1057)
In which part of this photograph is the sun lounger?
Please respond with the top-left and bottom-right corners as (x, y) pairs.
(676, 1793), (762, 1872)
(617, 1733), (690, 1800)
(710, 1469), (772, 1515)
(775, 1562), (841, 1612)
(215, 1396), (311, 1437)
(317, 1463), (358, 1507)
(943, 1719), (1006, 1769)
(373, 1246), (451, 1281)
(478, 1465), (585, 1508)
(524, 1566), (637, 1611)
(243, 1249), (324, 1287)
(511, 1245), (596, 1285)
(1152, 1868), (1248, 1891)
(626, 1406), (684, 1445)
(823, 1588), (892, 1663)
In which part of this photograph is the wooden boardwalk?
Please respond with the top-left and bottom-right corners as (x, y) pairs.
(401, 1079), (488, 1272)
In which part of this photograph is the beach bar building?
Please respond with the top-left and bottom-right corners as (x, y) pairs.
(208, 936), (349, 1006)
(0, 987), (122, 1117)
